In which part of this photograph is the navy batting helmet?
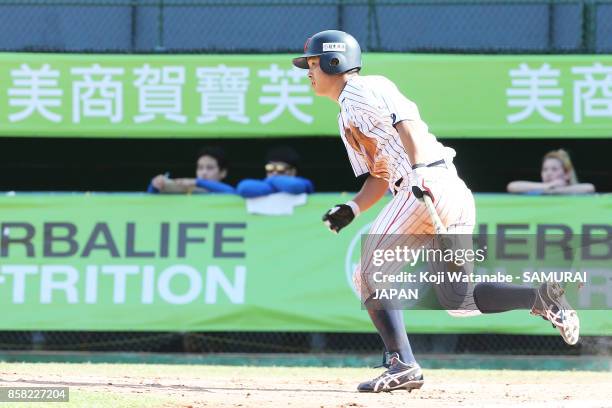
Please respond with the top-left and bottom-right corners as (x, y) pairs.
(292, 30), (361, 75)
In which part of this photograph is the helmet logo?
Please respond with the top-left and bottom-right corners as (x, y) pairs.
(304, 37), (312, 52)
(322, 42), (346, 52)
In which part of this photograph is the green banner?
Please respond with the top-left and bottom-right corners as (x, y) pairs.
(0, 53), (611, 138)
(0, 193), (610, 335)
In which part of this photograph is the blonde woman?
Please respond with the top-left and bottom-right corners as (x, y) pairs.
(507, 149), (595, 194)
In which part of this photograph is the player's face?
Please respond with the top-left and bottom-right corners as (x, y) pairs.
(196, 155), (226, 181)
(307, 57), (334, 96)
(541, 158), (568, 184)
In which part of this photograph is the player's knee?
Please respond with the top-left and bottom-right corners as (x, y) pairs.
(352, 267), (374, 302)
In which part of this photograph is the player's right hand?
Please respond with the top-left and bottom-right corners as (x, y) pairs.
(409, 167), (436, 202)
(322, 203), (357, 234)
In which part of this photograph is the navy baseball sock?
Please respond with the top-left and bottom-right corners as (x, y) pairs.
(366, 307), (416, 365)
(474, 282), (536, 313)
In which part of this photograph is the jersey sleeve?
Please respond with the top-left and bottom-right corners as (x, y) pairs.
(338, 113), (370, 177)
(381, 82), (421, 125)
(236, 179), (275, 198)
(147, 181), (159, 194)
(266, 175), (314, 194)
(195, 178), (236, 194)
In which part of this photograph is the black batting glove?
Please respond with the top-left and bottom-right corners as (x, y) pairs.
(322, 202), (359, 234)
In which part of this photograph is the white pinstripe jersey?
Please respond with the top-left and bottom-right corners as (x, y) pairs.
(337, 75), (453, 189)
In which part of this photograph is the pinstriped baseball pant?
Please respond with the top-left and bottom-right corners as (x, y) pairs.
(354, 166), (481, 316)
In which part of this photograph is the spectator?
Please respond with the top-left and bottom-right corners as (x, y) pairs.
(507, 149), (595, 194)
(237, 146), (314, 198)
(148, 147), (235, 194)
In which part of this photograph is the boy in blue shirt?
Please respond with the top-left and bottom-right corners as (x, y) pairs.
(148, 147), (235, 194)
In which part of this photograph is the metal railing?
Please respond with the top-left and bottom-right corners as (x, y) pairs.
(1, 330), (608, 356)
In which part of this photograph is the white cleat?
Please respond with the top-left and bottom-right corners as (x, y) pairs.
(531, 282), (580, 345)
(357, 353), (424, 393)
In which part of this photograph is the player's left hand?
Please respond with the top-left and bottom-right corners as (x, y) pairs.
(322, 202), (359, 234)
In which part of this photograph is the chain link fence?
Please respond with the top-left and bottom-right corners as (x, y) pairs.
(0, 0), (611, 53)
(1, 331), (611, 356)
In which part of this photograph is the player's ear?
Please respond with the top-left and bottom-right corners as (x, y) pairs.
(320, 53), (346, 74)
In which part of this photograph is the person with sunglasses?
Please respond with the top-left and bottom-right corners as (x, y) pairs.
(236, 146), (314, 198)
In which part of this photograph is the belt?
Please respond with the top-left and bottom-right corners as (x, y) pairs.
(393, 159), (447, 196)
(411, 159), (446, 170)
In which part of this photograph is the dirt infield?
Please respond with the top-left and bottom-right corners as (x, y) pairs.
(1, 362), (611, 407)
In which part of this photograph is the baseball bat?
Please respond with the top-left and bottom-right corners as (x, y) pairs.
(411, 186), (447, 235)
(411, 186), (458, 260)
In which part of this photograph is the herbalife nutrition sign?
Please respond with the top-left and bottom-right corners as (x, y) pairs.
(0, 194), (610, 334)
(0, 53), (610, 138)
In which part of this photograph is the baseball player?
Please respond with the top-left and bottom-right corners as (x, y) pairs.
(292, 30), (580, 393)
